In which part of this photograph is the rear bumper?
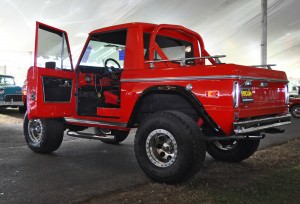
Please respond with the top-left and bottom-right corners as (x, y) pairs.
(233, 114), (291, 134)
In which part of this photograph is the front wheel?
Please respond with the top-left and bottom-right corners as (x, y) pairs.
(134, 111), (206, 184)
(206, 139), (260, 162)
(23, 113), (64, 153)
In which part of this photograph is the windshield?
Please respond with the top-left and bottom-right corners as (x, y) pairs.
(79, 30), (127, 69)
(0, 76), (15, 86)
(80, 41), (125, 68)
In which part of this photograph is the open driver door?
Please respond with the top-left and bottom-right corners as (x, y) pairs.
(27, 22), (75, 119)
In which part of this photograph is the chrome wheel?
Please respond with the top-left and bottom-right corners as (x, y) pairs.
(213, 140), (238, 151)
(28, 119), (43, 143)
(145, 129), (178, 168)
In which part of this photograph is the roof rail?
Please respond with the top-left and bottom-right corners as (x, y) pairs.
(145, 55), (226, 68)
(251, 64), (276, 69)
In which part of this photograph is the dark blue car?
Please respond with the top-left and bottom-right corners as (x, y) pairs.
(0, 74), (25, 112)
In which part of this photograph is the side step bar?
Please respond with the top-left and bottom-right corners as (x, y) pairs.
(206, 135), (265, 141)
(67, 130), (114, 140)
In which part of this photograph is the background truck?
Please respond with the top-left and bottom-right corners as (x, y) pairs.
(0, 74), (25, 113)
(23, 22), (291, 183)
(289, 96), (300, 118)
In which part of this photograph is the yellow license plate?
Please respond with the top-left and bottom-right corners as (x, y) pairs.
(241, 90), (253, 97)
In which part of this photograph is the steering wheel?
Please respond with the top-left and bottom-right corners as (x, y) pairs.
(104, 58), (121, 69)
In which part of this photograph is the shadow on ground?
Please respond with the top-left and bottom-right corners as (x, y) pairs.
(0, 108), (24, 119)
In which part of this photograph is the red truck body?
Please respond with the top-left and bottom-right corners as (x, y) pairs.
(23, 22), (291, 183)
(26, 22), (289, 135)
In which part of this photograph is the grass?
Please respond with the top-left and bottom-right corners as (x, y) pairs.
(82, 139), (300, 204)
(208, 165), (300, 204)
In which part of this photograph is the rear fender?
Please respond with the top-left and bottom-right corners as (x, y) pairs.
(128, 85), (224, 135)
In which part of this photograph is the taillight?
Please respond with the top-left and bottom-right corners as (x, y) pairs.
(284, 84), (289, 105)
(22, 80), (28, 96)
(233, 81), (240, 108)
(0, 89), (4, 95)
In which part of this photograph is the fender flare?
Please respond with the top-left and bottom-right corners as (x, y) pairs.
(128, 85), (224, 135)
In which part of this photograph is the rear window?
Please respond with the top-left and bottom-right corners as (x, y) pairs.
(143, 33), (194, 61)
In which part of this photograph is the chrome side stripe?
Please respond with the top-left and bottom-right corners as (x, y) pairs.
(65, 117), (127, 127)
(121, 75), (288, 83)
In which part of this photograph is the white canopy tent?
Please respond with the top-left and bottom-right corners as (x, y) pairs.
(0, 0), (299, 86)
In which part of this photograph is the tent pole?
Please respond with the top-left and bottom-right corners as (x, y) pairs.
(261, 0), (268, 65)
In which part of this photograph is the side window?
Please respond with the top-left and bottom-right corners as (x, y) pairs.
(143, 33), (150, 60)
(37, 25), (72, 70)
(80, 30), (127, 69)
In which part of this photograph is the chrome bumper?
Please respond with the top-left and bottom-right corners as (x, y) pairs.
(0, 101), (23, 106)
(233, 114), (291, 134)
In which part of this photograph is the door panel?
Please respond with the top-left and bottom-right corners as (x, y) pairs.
(42, 76), (72, 102)
(27, 22), (75, 119)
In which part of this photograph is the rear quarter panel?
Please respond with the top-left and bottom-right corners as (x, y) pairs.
(121, 64), (288, 135)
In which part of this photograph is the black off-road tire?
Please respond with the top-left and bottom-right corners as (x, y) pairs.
(23, 113), (64, 154)
(206, 139), (260, 162)
(290, 105), (300, 118)
(94, 128), (129, 144)
(134, 111), (206, 184)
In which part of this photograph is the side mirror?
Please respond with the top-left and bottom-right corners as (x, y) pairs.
(45, 61), (56, 69)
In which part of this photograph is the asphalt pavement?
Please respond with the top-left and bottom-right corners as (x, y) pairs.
(0, 109), (299, 204)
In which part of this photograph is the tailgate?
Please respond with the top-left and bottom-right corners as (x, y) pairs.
(235, 67), (289, 118)
(238, 79), (288, 118)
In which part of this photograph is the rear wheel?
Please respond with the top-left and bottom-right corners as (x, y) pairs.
(94, 128), (129, 144)
(23, 113), (64, 153)
(290, 105), (300, 118)
(206, 139), (260, 162)
(134, 111), (206, 184)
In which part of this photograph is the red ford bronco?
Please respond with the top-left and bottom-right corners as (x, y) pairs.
(24, 22), (291, 183)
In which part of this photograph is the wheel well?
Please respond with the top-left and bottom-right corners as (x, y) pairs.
(128, 86), (225, 136)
